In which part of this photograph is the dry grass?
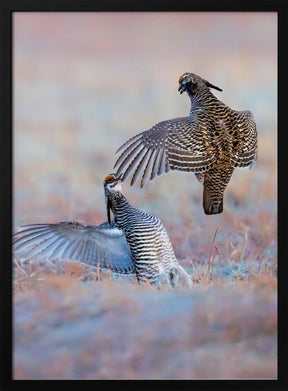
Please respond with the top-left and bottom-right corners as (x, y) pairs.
(12, 13), (277, 380)
(12, 209), (277, 379)
(13, 264), (277, 380)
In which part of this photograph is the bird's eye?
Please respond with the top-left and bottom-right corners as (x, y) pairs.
(105, 174), (115, 183)
(178, 73), (190, 84)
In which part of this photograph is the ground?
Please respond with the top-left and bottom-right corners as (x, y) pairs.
(12, 12), (277, 380)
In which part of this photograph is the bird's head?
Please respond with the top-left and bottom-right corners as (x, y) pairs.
(104, 173), (123, 192)
(104, 173), (123, 225)
(178, 72), (222, 95)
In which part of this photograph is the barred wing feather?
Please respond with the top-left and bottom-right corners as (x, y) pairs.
(231, 111), (258, 168)
(13, 221), (134, 274)
(114, 117), (217, 187)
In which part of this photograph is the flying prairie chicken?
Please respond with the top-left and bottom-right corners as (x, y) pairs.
(13, 174), (191, 289)
(114, 72), (257, 214)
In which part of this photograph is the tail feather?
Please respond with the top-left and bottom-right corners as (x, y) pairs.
(203, 187), (223, 215)
(169, 264), (192, 289)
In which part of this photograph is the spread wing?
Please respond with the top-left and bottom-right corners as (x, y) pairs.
(114, 117), (217, 187)
(231, 110), (258, 168)
(13, 221), (134, 274)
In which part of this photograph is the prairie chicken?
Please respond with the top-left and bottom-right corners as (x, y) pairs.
(13, 175), (191, 289)
(104, 173), (191, 289)
(114, 72), (257, 214)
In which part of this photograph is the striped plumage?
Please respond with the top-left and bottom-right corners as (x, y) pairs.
(13, 220), (134, 274)
(114, 72), (257, 214)
(104, 174), (191, 288)
(13, 175), (191, 289)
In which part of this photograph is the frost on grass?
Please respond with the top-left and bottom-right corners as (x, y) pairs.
(13, 181), (277, 380)
(13, 213), (277, 380)
(12, 15), (277, 379)
(13, 269), (277, 380)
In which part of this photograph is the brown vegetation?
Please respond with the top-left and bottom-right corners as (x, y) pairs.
(13, 12), (277, 379)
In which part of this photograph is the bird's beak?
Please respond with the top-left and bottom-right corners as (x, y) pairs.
(178, 74), (190, 94)
(115, 172), (123, 181)
(178, 81), (187, 94)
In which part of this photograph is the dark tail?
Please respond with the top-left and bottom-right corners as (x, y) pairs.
(203, 187), (223, 215)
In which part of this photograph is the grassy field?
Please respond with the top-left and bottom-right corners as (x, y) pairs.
(13, 269), (276, 380)
(13, 12), (277, 379)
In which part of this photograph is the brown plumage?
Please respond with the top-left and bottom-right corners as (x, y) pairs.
(114, 72), (257, 214)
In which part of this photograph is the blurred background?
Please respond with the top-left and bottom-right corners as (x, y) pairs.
(13, 11), (277, 264)
(12, 12), (277, 380)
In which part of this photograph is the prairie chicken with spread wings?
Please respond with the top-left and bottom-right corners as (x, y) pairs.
(114, 72), (257, 214)
(13, 174), (191, 289)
